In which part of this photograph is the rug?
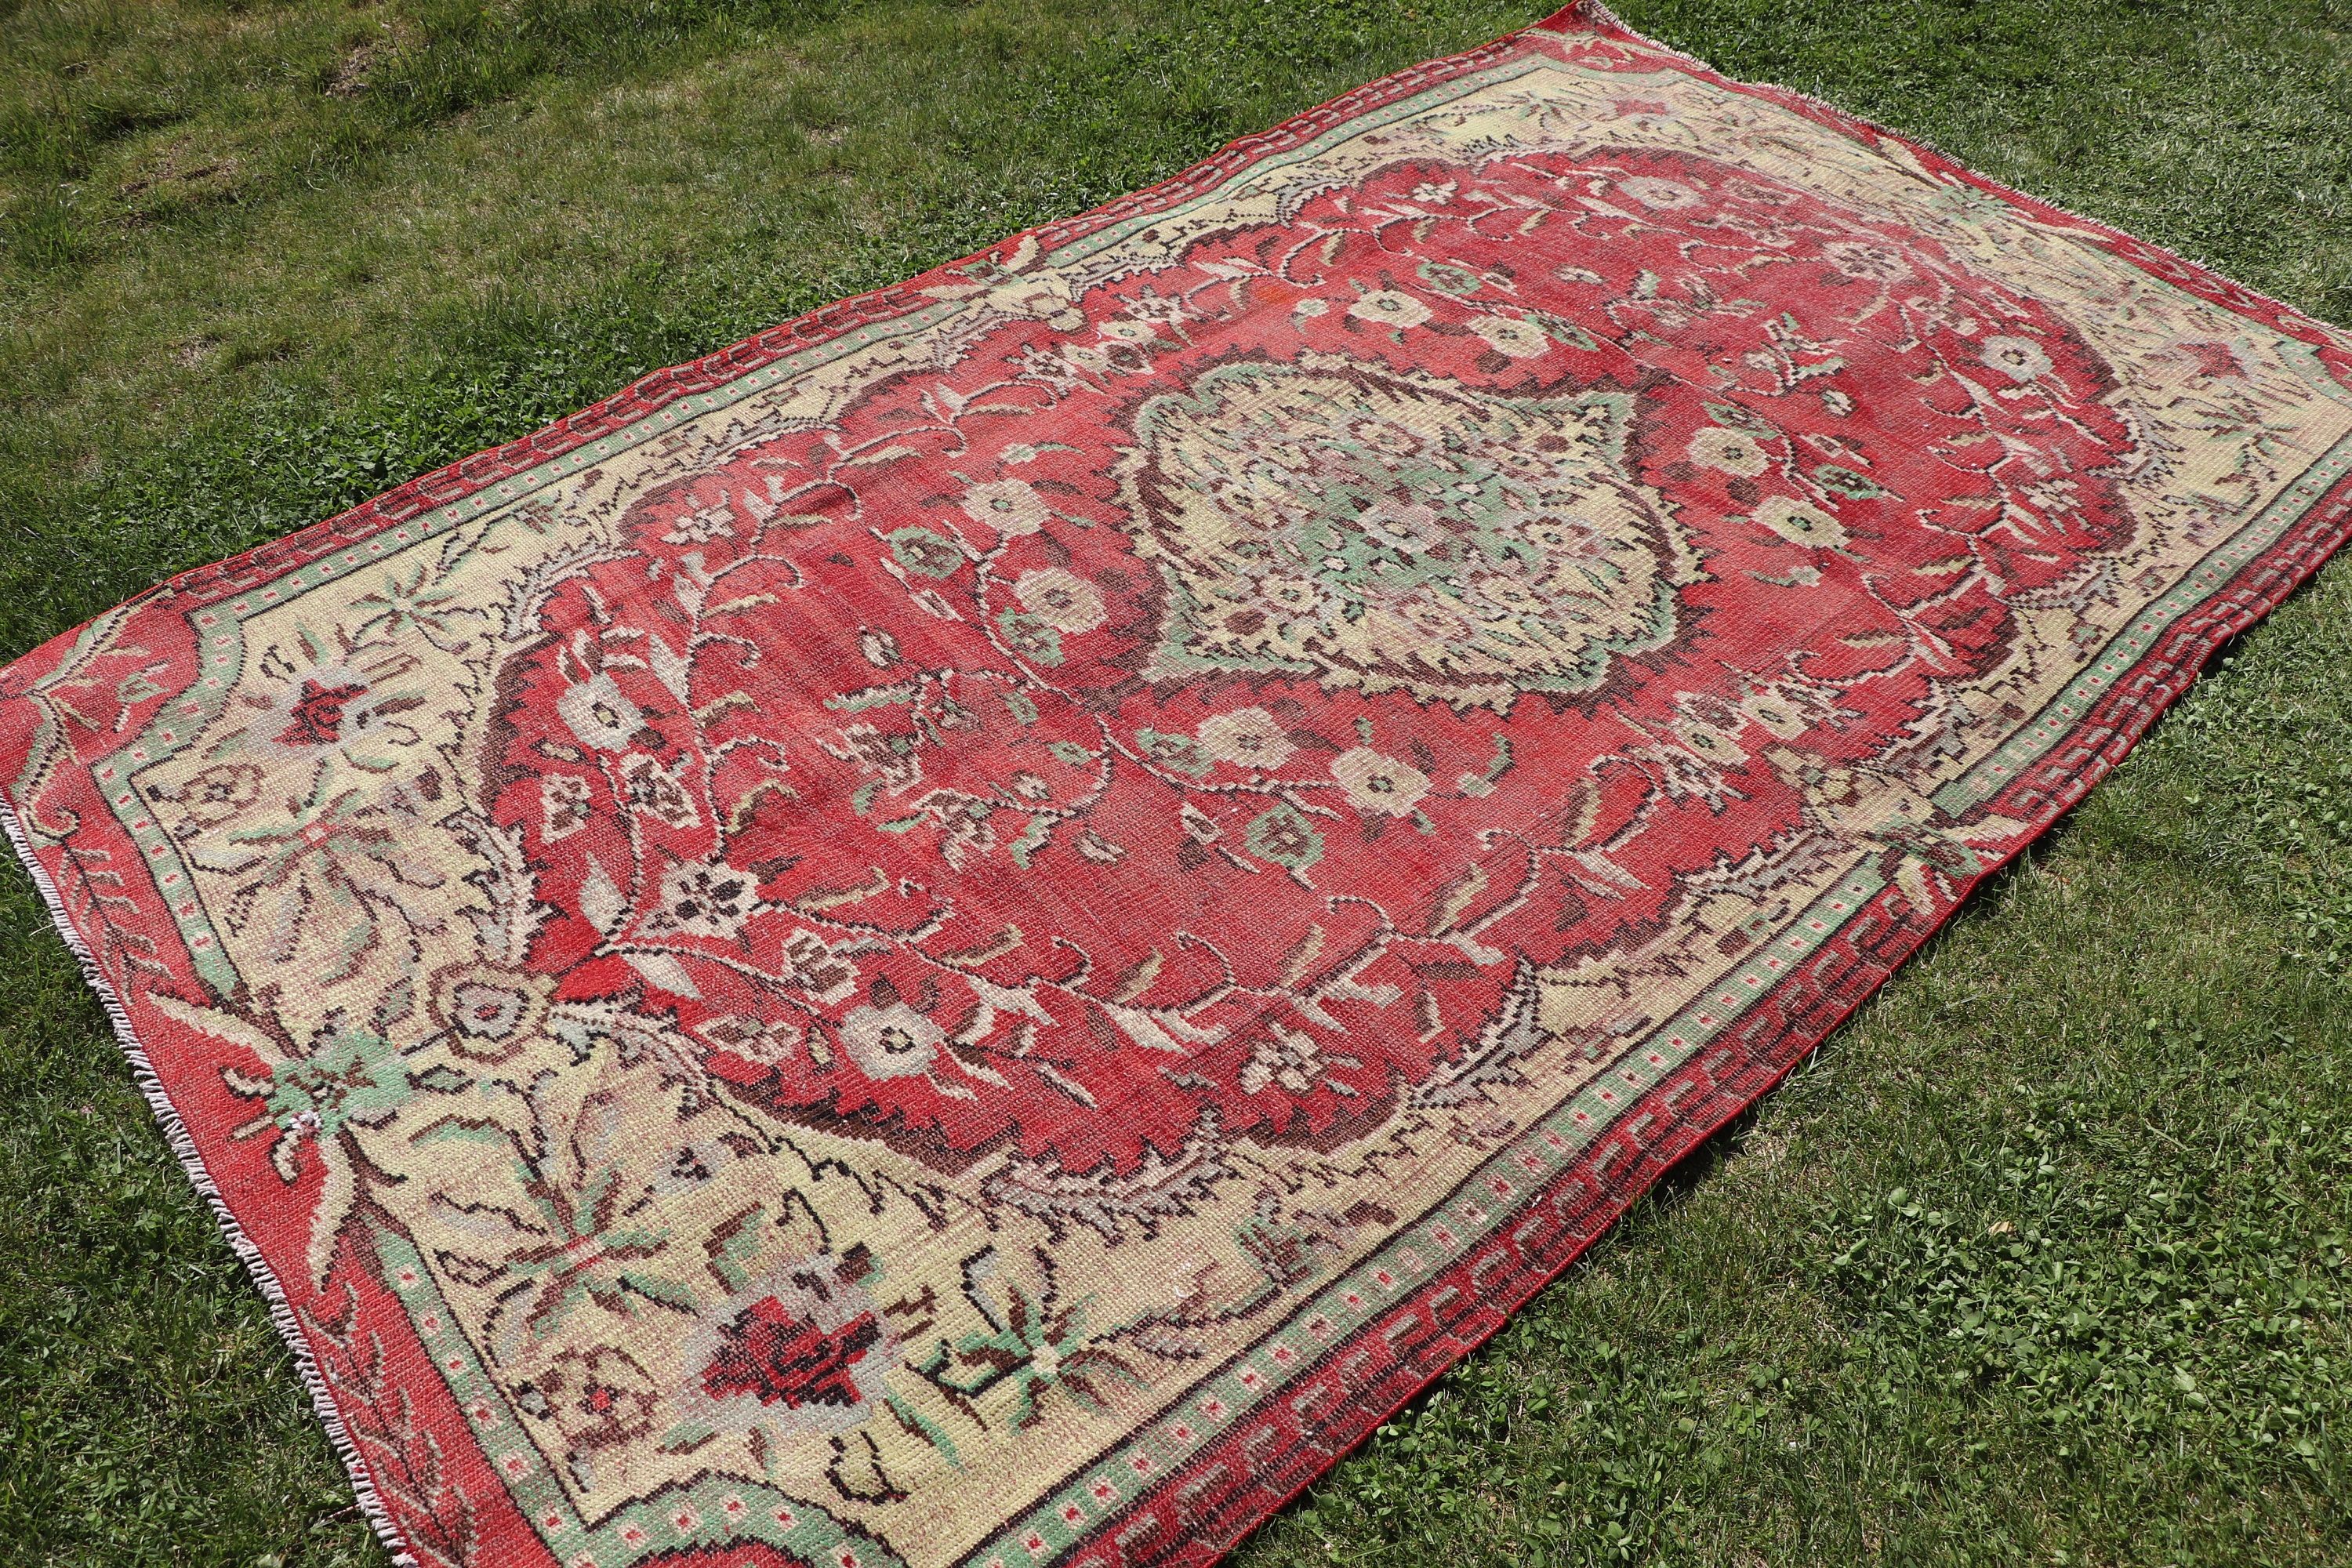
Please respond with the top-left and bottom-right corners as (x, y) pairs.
(6, 5), (2351, 1566)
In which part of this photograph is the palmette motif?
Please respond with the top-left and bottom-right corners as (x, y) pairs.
(7, 9), (2352, 1567)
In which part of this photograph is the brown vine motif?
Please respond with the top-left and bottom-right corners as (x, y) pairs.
(5, 8), (2352, 1568)
(303, 1276), (482, 1568)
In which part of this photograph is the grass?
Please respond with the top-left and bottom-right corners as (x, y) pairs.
(0, 0), (2347, 1563)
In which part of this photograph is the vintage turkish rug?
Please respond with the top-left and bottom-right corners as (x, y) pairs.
(6, 5), (2352, 1566)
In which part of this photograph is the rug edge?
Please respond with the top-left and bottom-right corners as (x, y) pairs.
(7, 8), (2352, 1567)
(1086, 7), (2352, 1556)
(0, 16), (1580, 1565)
(0, 789), (425, 1568)
(1117, 459), (2352, 1568)
(0, 10), (1566, 690)
(1565, 0), (2352, 361)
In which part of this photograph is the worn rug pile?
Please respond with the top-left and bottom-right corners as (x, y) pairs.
(6, 5), (2351, 1566)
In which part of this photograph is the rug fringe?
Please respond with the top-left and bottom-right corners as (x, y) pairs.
(0, 794), (420, 1568)
(2, 16), (2341, 1568)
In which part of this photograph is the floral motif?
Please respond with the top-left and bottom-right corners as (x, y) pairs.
(1011, 568), (1106, 633)
(185, 770), (446, 978)
(1347, 289), (1432, 329)
(1329, 746), (1431, 815)
(698, 1012), (806, 1066)
(836, 999), (944, 1080)
(557, 673), (648, 753)
(1754, 495), (1848, 547)
(1237, 1029), (1338, 1094)
(915, 1250), (1141, 1432)
(1822, 239), (1910, 281)
(960, 479), (1051, 535)
(1196, 706), (1294, 769)
(1468, 314), (1551, 359)
(1242, 802), (1323, 870)
(428, 961), (557, 1062)
(1617, 175), (1700, 208)
(526, 1345), (662, 1455)
(620, 753), (700, 829)
(1115, 357), (1700, 706)
(15, 16), (2352, 1567)
(252, 1017), (412, 1152)
(700, 1300), (881, 1410)
(670, 1254), (900, 1445)
(646, 858), (756, 940)
(540, 773), (593, 840)
(1979, 333), (2055, 382)
(151, 761), (263, 831)
(278, 680), (369, 746)
(238, 655), (426, 769)
(1688, 425), (1772, 476)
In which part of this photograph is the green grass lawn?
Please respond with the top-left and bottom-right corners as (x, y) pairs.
(2, 1), (2349, 1563)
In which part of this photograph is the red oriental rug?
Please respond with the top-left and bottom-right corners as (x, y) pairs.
(7, 6), (2351, 1566)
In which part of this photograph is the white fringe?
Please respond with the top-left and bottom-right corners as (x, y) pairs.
(0, 792), (420, 1568)
(2, 16), (2339, 1568)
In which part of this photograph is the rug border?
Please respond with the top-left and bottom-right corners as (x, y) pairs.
(1566, 0), (2352, 361)
(0, 785), (425, 1568)
(3, 4), (2350, 1567)
(1045, 2), (2352, 1562)
(0, 14), (1560, 681)
(1074, 463), (2352, 1568)
(0, 22), (1564, 1566)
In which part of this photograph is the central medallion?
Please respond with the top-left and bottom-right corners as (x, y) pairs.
(1116, 354), (1699, 708)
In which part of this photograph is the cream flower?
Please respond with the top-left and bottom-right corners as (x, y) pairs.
(1689, 425), (1772, 477)
(1348, 289), (1432, 330)
(556, 672), (645, 753)
(1675, 717), (1747, 767)
(1331, 746), (1431, 815)
(1013, 567), (1107, 633)
(1979, 334), (2053, 382)
(1198, 706), (1295, 769)
(960, 478), (1051, 535)
(1469, 314), (1551, 359)
(1238, 1029), (1326, 1094)
(1741, 687), (1813, 739)
(1755, 495), (1847, 548)
(1618, 176), (1700, 209)
(837, 1000), (943, 1080)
